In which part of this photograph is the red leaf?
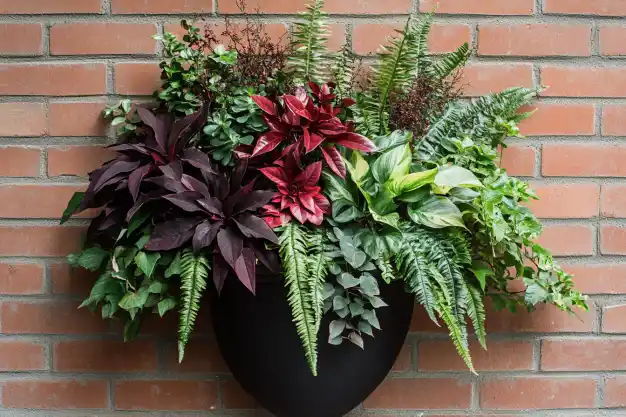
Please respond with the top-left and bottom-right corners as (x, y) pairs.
(298, 193), (316, 212)
(308, 81), (320, 96)
(252, 131), (285, 157)
(294, 161), (322, 188)
(342, 98), (356, 108)
(313, 193), (331, 213)
(320, 146), (346, 178)
(259, 166), (288, 186)
(283, 95), (312, 120)
(289, 204), (306, 224)
(303, 130), (325, 153)
(251, 95), (277, 116)
(333, 132), (377, 152)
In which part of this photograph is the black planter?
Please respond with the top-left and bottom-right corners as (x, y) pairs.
(211, 276), (415, 417)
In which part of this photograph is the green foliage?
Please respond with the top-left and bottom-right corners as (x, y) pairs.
(288, 0), (330, 84)
(279, 222), (325, 375)
(331, 41), (357, 100)
(103, 99), (140, 136)
(178, 248), (210, 362)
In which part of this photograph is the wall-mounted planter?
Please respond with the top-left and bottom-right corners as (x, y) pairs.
(211, 278), (414, 417)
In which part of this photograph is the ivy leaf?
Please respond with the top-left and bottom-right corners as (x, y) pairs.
(329, 319), (346, 339)
(165, 251), (182, 278)
(135, 252), (161, 277)
(368, 295), (388, 308)
(339, 236), (367, 269)
(358, 320), (373, 337)
(323, 283), (336, 299)
(348, 332), (364, 349)
(148, 280), (167, 294)
(337, 272), (360, 288)
(333, 295), (349, 310)
(329, 336), (343, 345)
(71, 247), (109, 272)
(362, 309), (381, 330)
(336, 306), (350, 318)
(119, 288), (150, 310)
(349, 302), (364, 316)
(157, 297), (177, 317)
(470, 261), (494, 292)
(359, 274), (380, 296)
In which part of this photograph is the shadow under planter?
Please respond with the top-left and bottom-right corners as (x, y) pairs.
(211, 277), (415, 417)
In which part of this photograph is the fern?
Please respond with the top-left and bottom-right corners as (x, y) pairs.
(428, 43), (470, 79)
(289, 0), (330, 84)
(464, 280), (487, 349)
(279, 222), (320, 375)
(417, 87), (538, 162)
(307, 229), (328, 331)
(376, 257), (397, 284)
(408, 11), (434, 78)
(178, 248), (210, 362)
(331, 40), (356, 100)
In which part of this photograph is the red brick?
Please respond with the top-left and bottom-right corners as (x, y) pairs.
(0, 0), (102, 14)
(115, 63), (161, 95)
(0, 341), (45, 370)
(542, 339), (626, 371)
(541, 66), (626, 97)
(51, 23), (156, 55)
(461, 63), (534, 96)
(600, 26), (626, 56)
(0, 24), (42, 55)
(525, 183), (599, 219)
(479, 24), (591, 57)
(54, 340), (158, 372)
(113, 0), (211, 13)
(220, 0), (411, 14)
(1, 301), (108, 334)
(562, 263), (626, 294)
(163, 340), (228, 373)
(49, 102), (107, 137)
(544, 0), (626, 16)
(222, 379), (255, 409)
(0, 147), (40, 177)
(0, 226), (84, 257)
(3, 380), (109, 409)
(50, 263), (97, 296)
(499, 145), (536, 177)
(602, 105), (626, 136)
(392, 344), (412, 372)
(535, 225), (594, 256)
(418, 340), (533, 371)
(114, 380), (218, 411)
(353, 23), (470, 56)
(421, 0), (534, 15)
(364, 378), (471, 409)
(601, 184), (626, 217)
(0, 185), (95, 219)
(542, 144), (626, 177)
(0, 64), (106, 96)
(0, 102), (46, 136)
(600, 225), (626, 255)
(603, 305), (626, 333)
(486, 303), (595, 333)
(0, 263), (44, 295)
(518, 103), (595, 136)
(48, 146), (114, 177)
(480, 378), (595, 409)
(606, 377), (626, 407)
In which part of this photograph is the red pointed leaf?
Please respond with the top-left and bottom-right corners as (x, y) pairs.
(283, 95), (312, 120)
(320, 146), (346, 178)
(333, 132), (377, 152)
(259, 166), (288, 186)
(294, 161), (322, 188)
(304, 132), (325, 153)
(251, 95), (277, 116)
(252, 131), (285, 157)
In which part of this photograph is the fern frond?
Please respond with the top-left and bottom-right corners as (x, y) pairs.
(279, 222), (319, 375)
(409, 11), (434, 77)
(331, 40), (356, 100)
(307, 229), (328, 331)
(464, 279), (487, 349)
(428, 42), (470, 79)
(288, 0), (330, 84)
(417, 87), (538, 162)
(376, 257), (397, 284)
(178, 248), (210, 362)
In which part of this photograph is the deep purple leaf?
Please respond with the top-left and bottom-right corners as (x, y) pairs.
(181, 148), (215, 173)
(192, 220), (223, 252)
(250, 241), (280, 273)
(159, 160), (183, 180)
(234, 247), (256, 294)
(163, 192), (205, 213)
(234, 213), (279, 244)
(233, 190), (277, 214)
(136, 107), (168, 154)
(93, 160), (141, 192)
(108, 143), (150, 156)
(230, 159), (248, 193)
(167, 110), (203, 158)
(143, 176), (186, 194)
(212, 254), (229, 294)
(181, 174), (210, 197)
(128, 163), (153, 201)
(144, 218), (199, 251)
(216, 227), (243, 270)
(197, 196), (223, 216)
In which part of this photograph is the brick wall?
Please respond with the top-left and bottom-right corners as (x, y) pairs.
(0, 0), (624, 415)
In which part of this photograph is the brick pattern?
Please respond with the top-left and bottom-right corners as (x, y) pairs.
(0, 0), (623, 415)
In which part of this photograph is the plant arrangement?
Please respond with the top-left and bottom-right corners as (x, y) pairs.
(63, 0), (586, 376)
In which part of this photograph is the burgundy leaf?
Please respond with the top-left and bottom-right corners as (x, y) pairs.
(216, 227), (243, 269)
(163, 192), (205, 213)
(289, 204), (306, 224)
(144, 176), (187, 194)
(294, 161), (322, 188)
(197, 196), (223, 216)
(230, 159), (248, 193)
(125, 190), (168, 222)
(233, 190), (277, 214)
(144, 218), (199, 251)
(93, 160), (141, 192)
(128, 163), (152, 201)
(313, 193), (331, 213)
(303, 129), (325, 153)
(234, 247), (256, 294)
(181, 148), (215, 173)
(167, 110), (203, 158)
(181, 174), (210, 197)
(259, 166), (288, 186)
(283, 95), (312, 120)
(192, 220), (223, 252)
(108, 143), (150, 155)
(252, 131), (285, 157)
(212, 254), (229, 294)
(159, 160), (182, 180)
(234, 213), (279, 244)
(320, 145), (346, 178)
(333, 132), (377, 152)
(251, 95), (277, 116)
(250, 240), (280, 272)
(136, 107), (168, 154)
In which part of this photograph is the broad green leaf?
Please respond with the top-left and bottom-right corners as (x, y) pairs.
(397, 187), (429, 203)
(434, 165), (483, 194)
(346, 151), (370, 183)
(75, 247), (109, 272)
(157, 297), (177, 317)
(323, 283), (336, 299)
(387, 168), (438, 197)
(408, 196), (466, 229)
(373, 130), (411, 151)
(362, 309), (381, 330)
(329, 320), (346, 339)
(332, 200), (363, 223)
(339, 236), (367, 269)
(349, 302), (365, 316)
(358, 320), (373, 336)
(337, 272), (360, 288)
(470, 261), (494, 292)
(165, 251), (182, 278)
(368, 296), (388, 308)
(147, 280), (167, 294)
(370, 210), (400, 230)
(119, 288), (150, 310)
(371, 143), (411, 184)
(348, 332), (364, 349)
(128, 210), (152, 236)
(358, 227), (403, 259)
(359, 274), (380, 296)
(61, 192), (84, 224)
(333, 295), (349, 310)
(323, 172), (358, 205)
(135, 251), (161, 277)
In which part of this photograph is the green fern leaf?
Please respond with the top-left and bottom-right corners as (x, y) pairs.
(331, 40), (356, 100)
(429, 42), (470, 79)
(307, 229), (328, 331)
(376, 257), (396, 284)
(289, 0), (330, 84)
(178, 248), (210, 362)
(409, 12), (434, 77)
(280, 222), (320, 375)
(464, 279), (487, 349)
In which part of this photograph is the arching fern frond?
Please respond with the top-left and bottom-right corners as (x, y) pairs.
(279, 222), (320, 375)
(428, 42), (470, 79)
(288, 0), (330, 84)
(307, 228), (328, 331)
(331, 40), (357, 100)
(178, 248), (210, 362)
